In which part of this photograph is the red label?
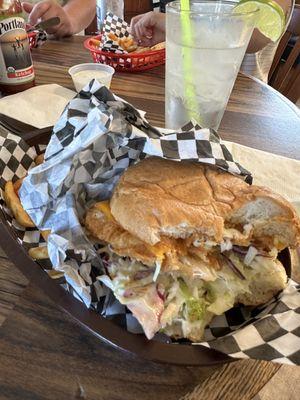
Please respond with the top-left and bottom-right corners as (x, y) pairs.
(7, 66), (34, 78)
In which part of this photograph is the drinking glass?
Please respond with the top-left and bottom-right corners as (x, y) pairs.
(165, 0), (258, 130)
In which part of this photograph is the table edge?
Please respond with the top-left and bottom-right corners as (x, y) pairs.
(240, 72), (300, 119)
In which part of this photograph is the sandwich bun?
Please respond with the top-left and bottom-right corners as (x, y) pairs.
(110, 157), (300, 249)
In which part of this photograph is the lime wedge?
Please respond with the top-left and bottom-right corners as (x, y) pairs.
(234, 0), (285, 42)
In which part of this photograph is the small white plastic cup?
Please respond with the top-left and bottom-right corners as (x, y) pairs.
(68, 63), (115, 92)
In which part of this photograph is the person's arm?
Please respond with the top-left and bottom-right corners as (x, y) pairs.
(63, 0), (96, 35)
(22, 0), (96, 38)
(246, 0), (292, 53)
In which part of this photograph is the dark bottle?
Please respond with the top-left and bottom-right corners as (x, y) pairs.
(0, 0), (35, 94)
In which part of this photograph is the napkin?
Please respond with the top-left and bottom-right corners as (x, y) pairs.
(0, 84), (76, 129)
(224, 141), (300, 216)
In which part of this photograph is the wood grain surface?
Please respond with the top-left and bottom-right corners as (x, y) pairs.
(0, 278), (222, 400)
(33, 37), (300, 159)
(0, 248), (28, 326)
(0, 36), (300, 400)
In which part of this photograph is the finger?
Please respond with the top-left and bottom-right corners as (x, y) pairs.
(138, 37), (153, 47)
(131, 13), (153, 40)
(130, 16), (142, 39)
(46, 21), (69, 38)
(22, 2), (34, 14)
(130, 14), (145, 34)
(134, 23), (143, 40)
(136, 23), (153, 41)
(144, 28), (153, 39)
(45, 24), (63, 35)
(27, 1), (52, 26)
(134, 16), (153, 40)
(136, 12), (158, 40)
(33, 8), (64, 35)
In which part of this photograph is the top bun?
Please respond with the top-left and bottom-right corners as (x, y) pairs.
(110, 157), (300, 248)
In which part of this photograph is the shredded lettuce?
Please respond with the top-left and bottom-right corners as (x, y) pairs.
(98, 244), (281, 341)
(178, 279), (207, 322)
(179, 278), (190, 298)
(185, 298), (206, 322)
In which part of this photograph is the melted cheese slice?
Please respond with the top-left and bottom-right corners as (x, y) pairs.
(95, 201), (114, 221)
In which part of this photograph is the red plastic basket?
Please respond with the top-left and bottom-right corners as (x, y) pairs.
(84, 35), (165, 72)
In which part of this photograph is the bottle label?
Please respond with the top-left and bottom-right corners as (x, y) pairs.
(0, 16), (34, 85)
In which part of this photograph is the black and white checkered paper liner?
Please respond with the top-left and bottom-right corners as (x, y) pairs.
(1, 81), (299, 364)
(27, 28), (47, 48)
(33, 29), (47, 48)
(101, 13), (130, 54)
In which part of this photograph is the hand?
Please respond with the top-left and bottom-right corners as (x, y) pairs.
(130, 11), (166, 47)
(22, 0), (74, 38)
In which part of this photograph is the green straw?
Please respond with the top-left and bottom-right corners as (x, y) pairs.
(180, 0), (199, 123)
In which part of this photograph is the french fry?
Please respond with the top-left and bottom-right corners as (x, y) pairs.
(4, 181), (35, 228)
(90, 38), (101, 48)
(13, 177), (24, 194)
(108, 32), (118, 42)
(46, 270), (65, 279)
(134, 46), (151, 53)
(28, 246), (49, 260)
(120, 37), (137, 52)
(41, 230), (51, 242)
(121, 37), (132, 47)
(11, 153), (44, 197)
(106, 33), (139, 53)
(35, 154), (44, 166)
(151, 41), (165, 51)
(126, 44), (138, 53)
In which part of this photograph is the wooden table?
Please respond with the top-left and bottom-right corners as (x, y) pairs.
(0, 36), (300, 400)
